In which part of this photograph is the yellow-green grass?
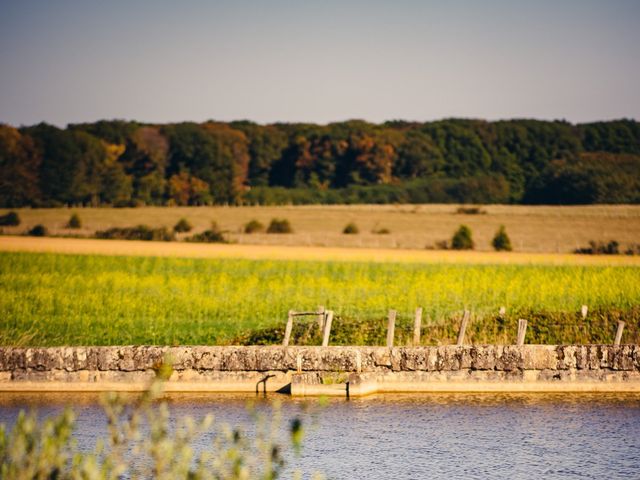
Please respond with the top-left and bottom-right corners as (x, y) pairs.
(2, 204), (640, 253)
(1, 251), (638, 347)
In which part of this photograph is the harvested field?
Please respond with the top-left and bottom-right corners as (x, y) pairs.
(1, 236), (640, 266)
(1, 204), (640, 253)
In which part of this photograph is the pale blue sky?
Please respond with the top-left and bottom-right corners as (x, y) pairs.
(1, 0), (639, 126)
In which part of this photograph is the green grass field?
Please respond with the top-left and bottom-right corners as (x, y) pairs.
(1, 251), (639, 346)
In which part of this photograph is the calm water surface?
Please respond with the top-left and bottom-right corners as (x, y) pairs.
(1, 392), (639, 479)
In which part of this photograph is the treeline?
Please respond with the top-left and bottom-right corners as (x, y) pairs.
(1, 118), (639, 207)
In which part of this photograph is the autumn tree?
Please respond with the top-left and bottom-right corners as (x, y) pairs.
(0, 125), (41, 206)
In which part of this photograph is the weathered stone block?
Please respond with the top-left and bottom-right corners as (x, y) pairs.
(398, 347), (431, 371)
(611, 345), (635, 371)
(471, 345), (497, 370)
(372, 348), (392, 367)
(522, 346), (557, 370)
(556, 345), (577, 370)
(496, 346), (523, 371)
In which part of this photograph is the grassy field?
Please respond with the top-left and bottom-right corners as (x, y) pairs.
(1, 251), (639, 347)
(2, 204), (640, 253)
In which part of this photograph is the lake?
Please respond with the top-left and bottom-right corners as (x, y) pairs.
(1, 392), (639, 479)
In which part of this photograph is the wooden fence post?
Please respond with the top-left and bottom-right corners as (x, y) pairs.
(283, 310), (294, 347)
(614, 321), (625, 346)
(322, 310), (334, 347)
(413, 307), (423, 346)
(517, 319), (528, 346)
(581, 305), (588, 319)
(499, 306), (506, 318)
(457, 310), (470, 346)
(317, 305), (325, 333)
(386, 309), (397, 348)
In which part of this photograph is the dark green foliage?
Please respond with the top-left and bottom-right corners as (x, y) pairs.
(95, 225), (174, 241)
(173, 217), (192, 233)
(492, 225), (512, 251)
(342, 222), (359, 234)
(267, 218), (293, 233)
(451, 225), (474, 250)
(575, 240), (620, 255)
(0, 210), (20, 226)
(2, 118), (640, 207)
(625, 244), (640, 255)
(66, 213), (81, 229)
(185, 222), (227, 243)
(27, 224), (48, 236)
(244, 219), (265, 233)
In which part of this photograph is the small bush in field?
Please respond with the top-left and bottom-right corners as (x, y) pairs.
(0, 211), (20, 226)
(267, 218), (292, 234)
(173, 218), (192, 233)
(96, 225), (174, 241)
(434, 240), (449, 250)
(67, 213), (82, 229)
(28, 224), (48, 237)
(456, 206), (487, 215)
(372, 227), (390, 234)
(342, 222), (359, 234)
(185, 221), (227, 243)
(492, 225), (512, 251)
(451, 225), (474, 250)
(575, 240), (620, 255)
(244, 219), (265, 234)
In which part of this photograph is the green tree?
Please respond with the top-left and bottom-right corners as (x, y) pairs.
(492, 225), (512, 251)
(451, 224), (474, 250)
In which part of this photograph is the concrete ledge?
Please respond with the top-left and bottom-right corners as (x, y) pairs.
(1, 345), (639, 396)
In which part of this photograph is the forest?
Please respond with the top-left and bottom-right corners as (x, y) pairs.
(0, 118), (639, 207)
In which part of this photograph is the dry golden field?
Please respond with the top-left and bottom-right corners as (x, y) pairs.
(2, 204), (640, 253)
(2, 236), (640, 266)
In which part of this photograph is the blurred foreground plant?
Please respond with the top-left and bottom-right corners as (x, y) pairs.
(0, 363), (319, 480)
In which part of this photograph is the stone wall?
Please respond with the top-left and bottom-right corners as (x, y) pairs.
(1, 345), (639, 396)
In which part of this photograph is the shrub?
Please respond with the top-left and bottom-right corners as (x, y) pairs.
(492, 225), (512, 251)
(244, 219), (265, 234)
(267, 218), (293, 234)
(173, 218), (193, 233)
(626, 244), (640, 256)
(342, 222), (359, 234)
(96, 225), (175, 241)
(185, 222), (227, 243)
(575, 240), (620, 255)
(372, 227), (390, 235)
(66, 213), (82, 229)
(451, 225), (474, 250)
(435, 240), (449, 250)
(27, 224), (48, 237)
(0, 367), (311, 479)
(456, 206), (487, 215)
(0, 211), (20, 226)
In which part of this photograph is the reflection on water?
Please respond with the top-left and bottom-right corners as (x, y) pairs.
(1, 392), (640, 479)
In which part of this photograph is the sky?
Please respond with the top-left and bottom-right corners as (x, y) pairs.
(1, 0), (639, 127)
